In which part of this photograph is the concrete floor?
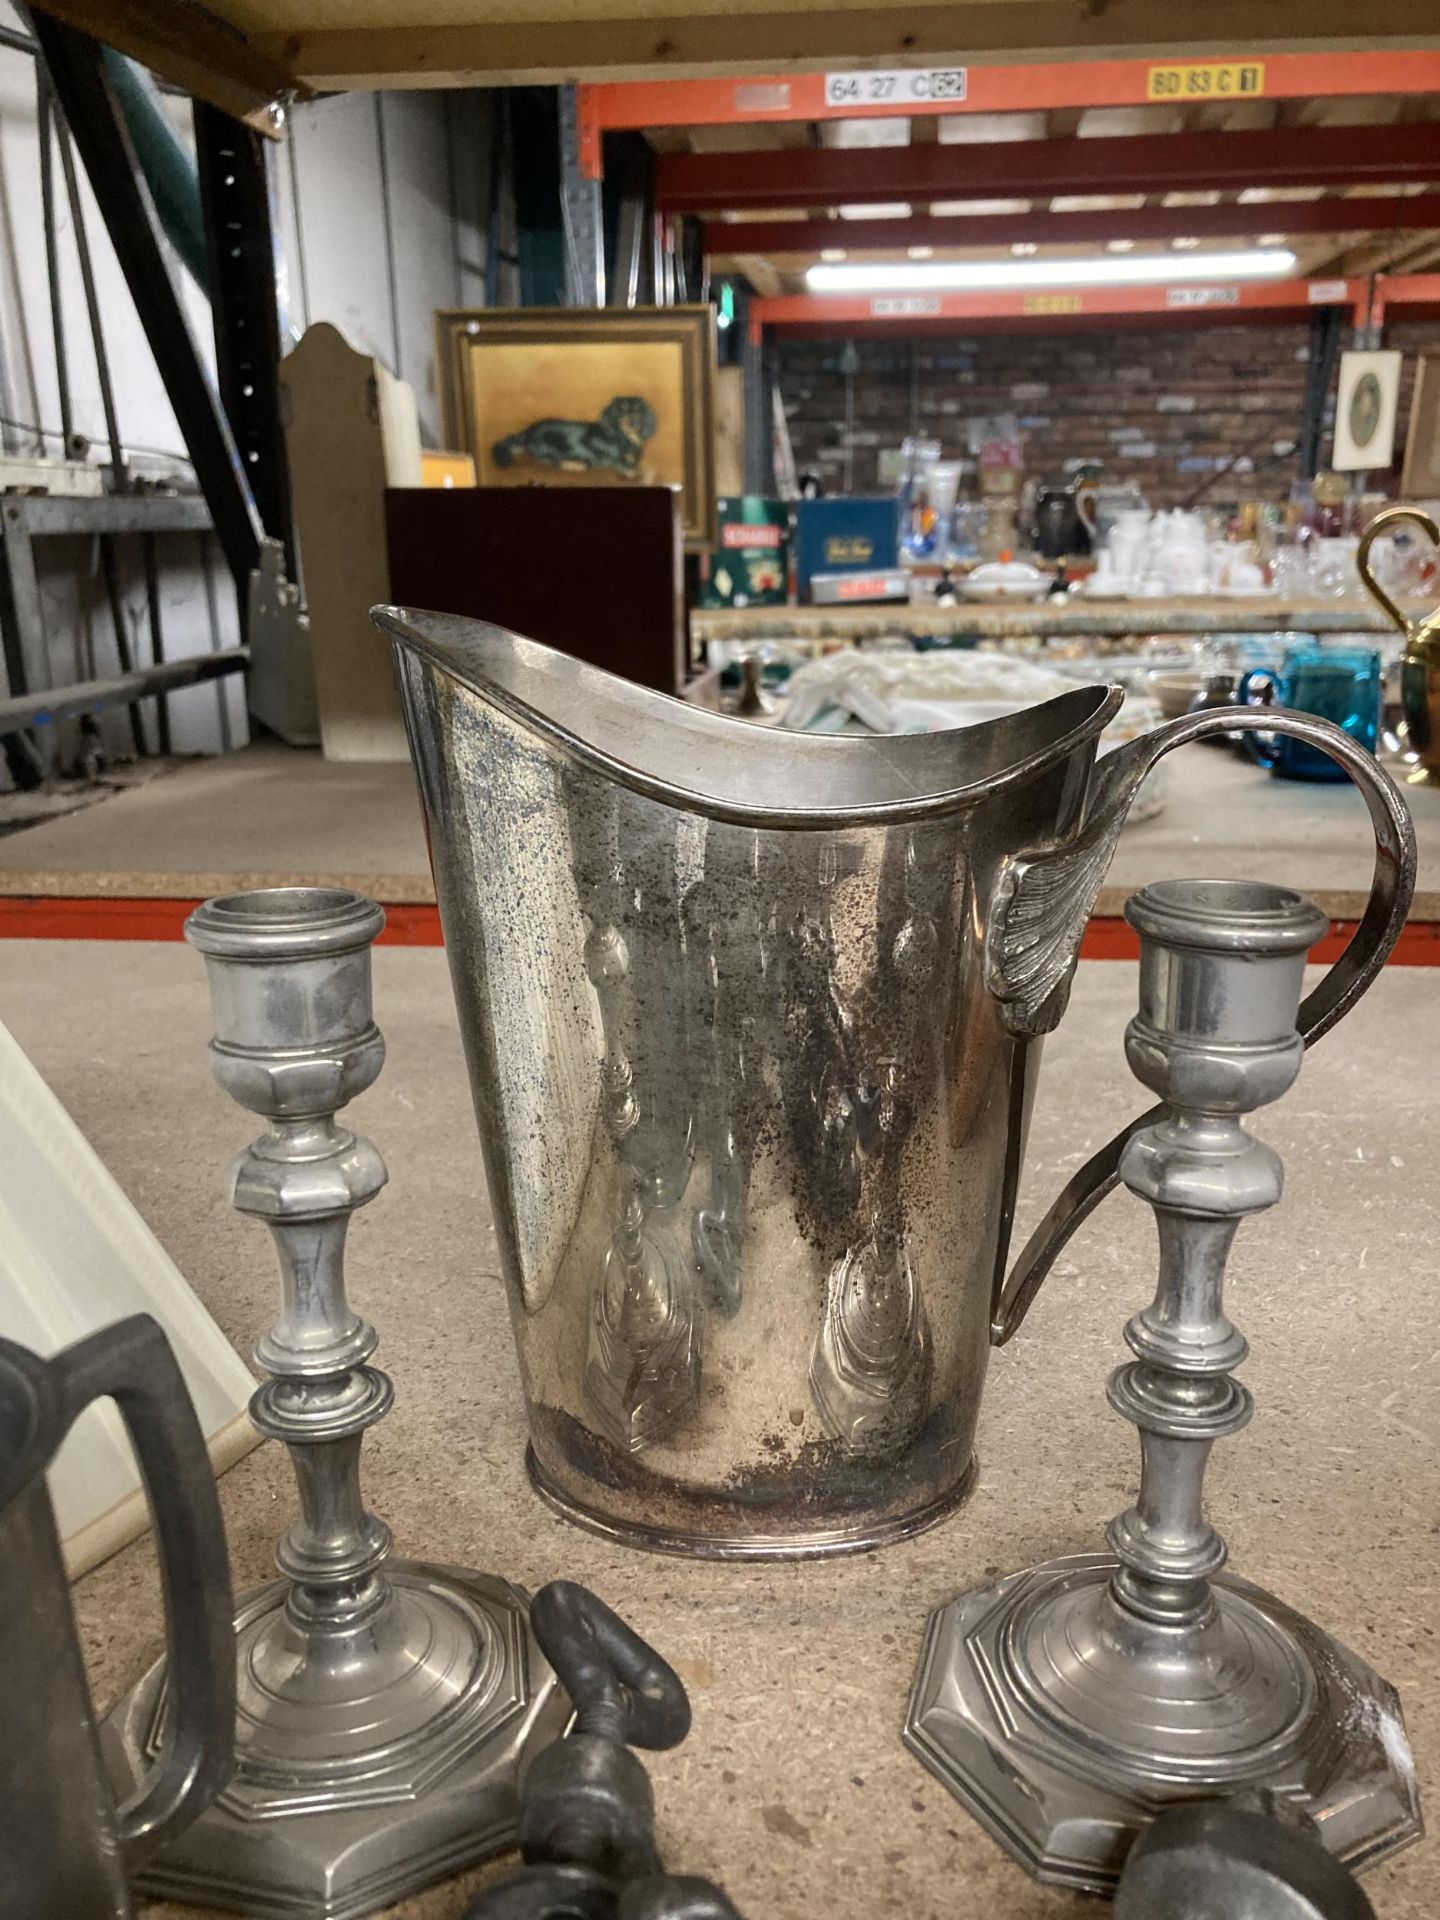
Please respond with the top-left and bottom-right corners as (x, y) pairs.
(0, 744), (431, 901)
(1, 739), (1437, 919)
(2, 940), (1435, 1920)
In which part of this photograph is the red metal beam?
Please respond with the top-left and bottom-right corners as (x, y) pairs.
(6, 894), (1439, 966)
(657, 124), (1440, 213)
(768, 310), (1319, 338)
(1371, 270), (1440, 323)
(583, 51), (1440, 170)
(707, 193), (1440, 257)
(0, 896), (444, 944)
(753, 278), (1352, 330)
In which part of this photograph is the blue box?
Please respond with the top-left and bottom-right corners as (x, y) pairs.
(794, 497), (899, 601)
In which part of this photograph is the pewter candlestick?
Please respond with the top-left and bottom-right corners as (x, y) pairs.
(103, 887), (565, 1920)
(906, 878), (1422, 1893)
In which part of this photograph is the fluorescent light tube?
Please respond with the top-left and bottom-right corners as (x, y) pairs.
(804, 248), (1297, 293)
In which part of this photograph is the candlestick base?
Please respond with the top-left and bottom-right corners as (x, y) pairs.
(905, 1552), (1421, 1896)
(103, 1561), (567, 1920)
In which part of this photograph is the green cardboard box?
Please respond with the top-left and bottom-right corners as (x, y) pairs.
(698, 496), (790, 608)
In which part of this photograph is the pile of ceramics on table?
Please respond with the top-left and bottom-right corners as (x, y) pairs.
(1086, 505), (1269, 596)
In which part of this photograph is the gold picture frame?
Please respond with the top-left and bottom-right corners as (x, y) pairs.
(435, 305), (718, 548)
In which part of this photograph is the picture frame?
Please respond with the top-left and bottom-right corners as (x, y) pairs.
(1333, 348), (1403, 473)
(435, 305), (718, 548)
(1401, 351), (1440, 499)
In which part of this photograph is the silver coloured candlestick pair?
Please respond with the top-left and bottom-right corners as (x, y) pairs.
(104, 887), (566, 1920)
(908, 877), (1422, 1890)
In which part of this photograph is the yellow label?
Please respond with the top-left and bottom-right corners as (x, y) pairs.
(1147, 60), (1265, 99)
(1023, 293), (1083, 315)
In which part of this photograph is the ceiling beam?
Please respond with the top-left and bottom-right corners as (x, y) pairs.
(705, 193), (1440, 256)
(754, 278), (1348, 333)
(583, 53), (1440, 143)
(726, 251), (784, 297)
(26, 0), (303, 126)
(252, 5), (1440, 91)
(658, 123), (1440, 213)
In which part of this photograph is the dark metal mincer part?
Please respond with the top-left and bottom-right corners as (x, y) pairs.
(468, 1581), (744, 1920)
(1115, 1795), (1379, 1920)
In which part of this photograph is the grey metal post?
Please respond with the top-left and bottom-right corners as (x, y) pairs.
(559, 84), (604, 307)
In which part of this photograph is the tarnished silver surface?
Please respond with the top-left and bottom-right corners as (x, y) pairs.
(906, 878), (1423, 1891)
(103, 887), (566, 1920)
(378, 608), (1414, 1557)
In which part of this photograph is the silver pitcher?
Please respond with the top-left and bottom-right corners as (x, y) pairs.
(0, 1314), (235, 1917)
(378, 609), (1414, 1559)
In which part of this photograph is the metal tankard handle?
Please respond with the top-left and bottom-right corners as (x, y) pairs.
(53, 1313), (236, 1866)
(1356, 503), (1440, 642)
(985, 705), (1416, 1346)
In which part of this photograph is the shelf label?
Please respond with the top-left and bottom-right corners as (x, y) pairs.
(836, 573), (897, 599)
(1309, 279), (1349, 303)
(824, 67), (967, 107)
(733, 81), (792, 112)
(1167, 285), (1241, 307)
(871, 295), (942, 316)
(1023, 293), (1083, 315)
(1147, 60), (1265, 99)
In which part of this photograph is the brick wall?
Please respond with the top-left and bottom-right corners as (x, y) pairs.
(777, 317), (1440, 509)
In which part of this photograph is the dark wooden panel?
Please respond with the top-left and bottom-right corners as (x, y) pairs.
(384, 485), (686, 693)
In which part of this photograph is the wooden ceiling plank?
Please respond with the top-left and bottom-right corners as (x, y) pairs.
(726, 250), (784, 296)
(250, 5), (1440, 93)
(29, 0), (303, 126)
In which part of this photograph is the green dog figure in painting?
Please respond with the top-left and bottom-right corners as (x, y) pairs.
(492, 395), (658, 477)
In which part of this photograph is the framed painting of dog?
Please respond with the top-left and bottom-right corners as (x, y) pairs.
(435, 305), (718, 548)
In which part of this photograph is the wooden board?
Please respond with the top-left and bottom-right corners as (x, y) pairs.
(26, 0), (302, 127)
(31, 0), (1440, 98)
(249, 6), (1440, 90)
(385, 484), (687, 692)
(714, 363), (745, 498)
(281, 321), (422, 762)
(1401, 352), (1440, 499)
(0, 1017), (259, 1578)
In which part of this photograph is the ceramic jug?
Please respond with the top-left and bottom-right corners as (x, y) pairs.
(0, 1314), (235, 1917)
(1031, 475), (1097, 559)
(379, 609), (1413, 1558)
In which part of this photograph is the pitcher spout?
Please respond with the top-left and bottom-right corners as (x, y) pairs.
(375, 607), (1118, 827)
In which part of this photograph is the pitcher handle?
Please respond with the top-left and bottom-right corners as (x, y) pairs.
(986, 706), (1415, 1346)
(1356, 504), (1439, 640)
(53, 1313), (236, 1866)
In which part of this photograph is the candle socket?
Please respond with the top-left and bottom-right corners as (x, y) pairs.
(102, 888), (566, 1920)
(905, 879), (1423, 1893)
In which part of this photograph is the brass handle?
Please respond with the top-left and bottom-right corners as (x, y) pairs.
(1356, 504), (1440, 641)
